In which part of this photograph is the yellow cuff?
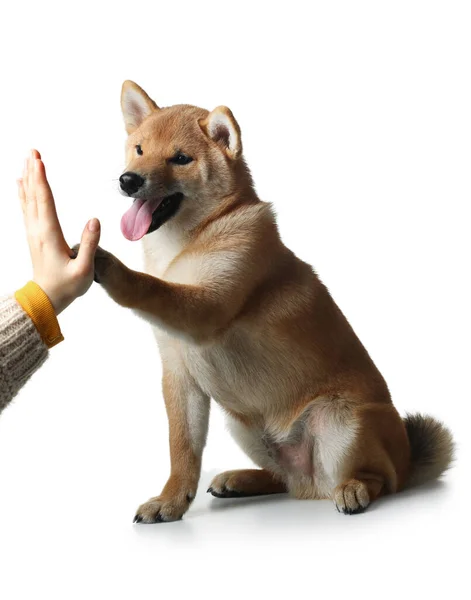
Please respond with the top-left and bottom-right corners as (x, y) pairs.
(15, 281), (64, 349)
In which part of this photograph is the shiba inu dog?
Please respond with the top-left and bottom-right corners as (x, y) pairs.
(91, 80), (454, 523)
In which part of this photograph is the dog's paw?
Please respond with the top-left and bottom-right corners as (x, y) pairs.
(133, 492), (195, 524)
(207, 469), (282, 498)
(93, 246), (116, 283)
(70, 244), (79, 260)
(333, 479), (370, 515)
(208, 471), (253, 498)
(72, 244), (117, 284)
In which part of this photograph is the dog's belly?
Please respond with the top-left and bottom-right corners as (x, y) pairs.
(194, 344), (311, 429)
(155, 326), (294, 419)
(182, 335), (269, 415)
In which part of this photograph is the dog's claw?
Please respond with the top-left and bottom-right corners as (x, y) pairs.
(133, 515), (143, 523)
(341, 506), (366, 516)
(207, 487), (213, 494)
(208, 485), (233, 498)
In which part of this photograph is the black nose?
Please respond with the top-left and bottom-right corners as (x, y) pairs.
(119, 172), (145, 195)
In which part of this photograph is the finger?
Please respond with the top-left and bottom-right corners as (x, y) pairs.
(34, 158), (57, 215)
(33, 158), (66, 243)
(75, 219), (101, 272)
(28, 150), (40, 195)
(22, 158), (29, 196)
(17, 178), (26, 213)
(28, 153), (35, 197)
(24, 155), (38, 220)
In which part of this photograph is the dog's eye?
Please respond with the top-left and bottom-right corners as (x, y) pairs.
(169, 153), (193, 165)
(136, 145), (143, 156)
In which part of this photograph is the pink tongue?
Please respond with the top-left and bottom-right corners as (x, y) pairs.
(120, 198), (163, 241)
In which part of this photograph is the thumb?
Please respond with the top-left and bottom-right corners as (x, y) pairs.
(75, 218), (101, 272)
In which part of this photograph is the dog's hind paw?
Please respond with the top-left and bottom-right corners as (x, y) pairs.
(333, 479), (370, 515)
(208, 469), (286, 498)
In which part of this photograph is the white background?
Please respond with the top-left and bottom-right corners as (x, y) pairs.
(0, 1), (469, 598)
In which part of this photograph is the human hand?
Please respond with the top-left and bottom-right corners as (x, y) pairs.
(17, 149), (101, 315)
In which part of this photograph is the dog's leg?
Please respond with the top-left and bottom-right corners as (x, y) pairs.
(330, 404), (410, 514)
(134, 366), (210, 524)
(304, 399), (410, 514)
(89, 246), (256, 342)
(208, 469), (286, 498)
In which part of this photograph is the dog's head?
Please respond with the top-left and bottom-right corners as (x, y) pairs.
(119, 80), (245, 241)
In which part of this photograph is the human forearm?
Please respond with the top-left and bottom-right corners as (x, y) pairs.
(0, 295), (49, 412)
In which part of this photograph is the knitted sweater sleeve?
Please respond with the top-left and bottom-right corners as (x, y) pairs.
(0, 296), (49, 413)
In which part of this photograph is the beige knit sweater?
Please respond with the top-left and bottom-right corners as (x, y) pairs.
(0, 296), (48, 413)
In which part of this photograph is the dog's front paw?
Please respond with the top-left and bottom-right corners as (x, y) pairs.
(92, 246), (117, 284)
(133, 490), (195, 524)
(71, 244), (118, 284)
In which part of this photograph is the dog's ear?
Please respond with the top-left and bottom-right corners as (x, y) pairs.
(199, 106), (242, 159)
(121, 80), (159, 134)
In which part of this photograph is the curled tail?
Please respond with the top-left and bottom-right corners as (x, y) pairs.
(403, 413), (455, 488)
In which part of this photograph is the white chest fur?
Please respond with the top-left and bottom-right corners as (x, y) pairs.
(141, 226), (186, 279)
